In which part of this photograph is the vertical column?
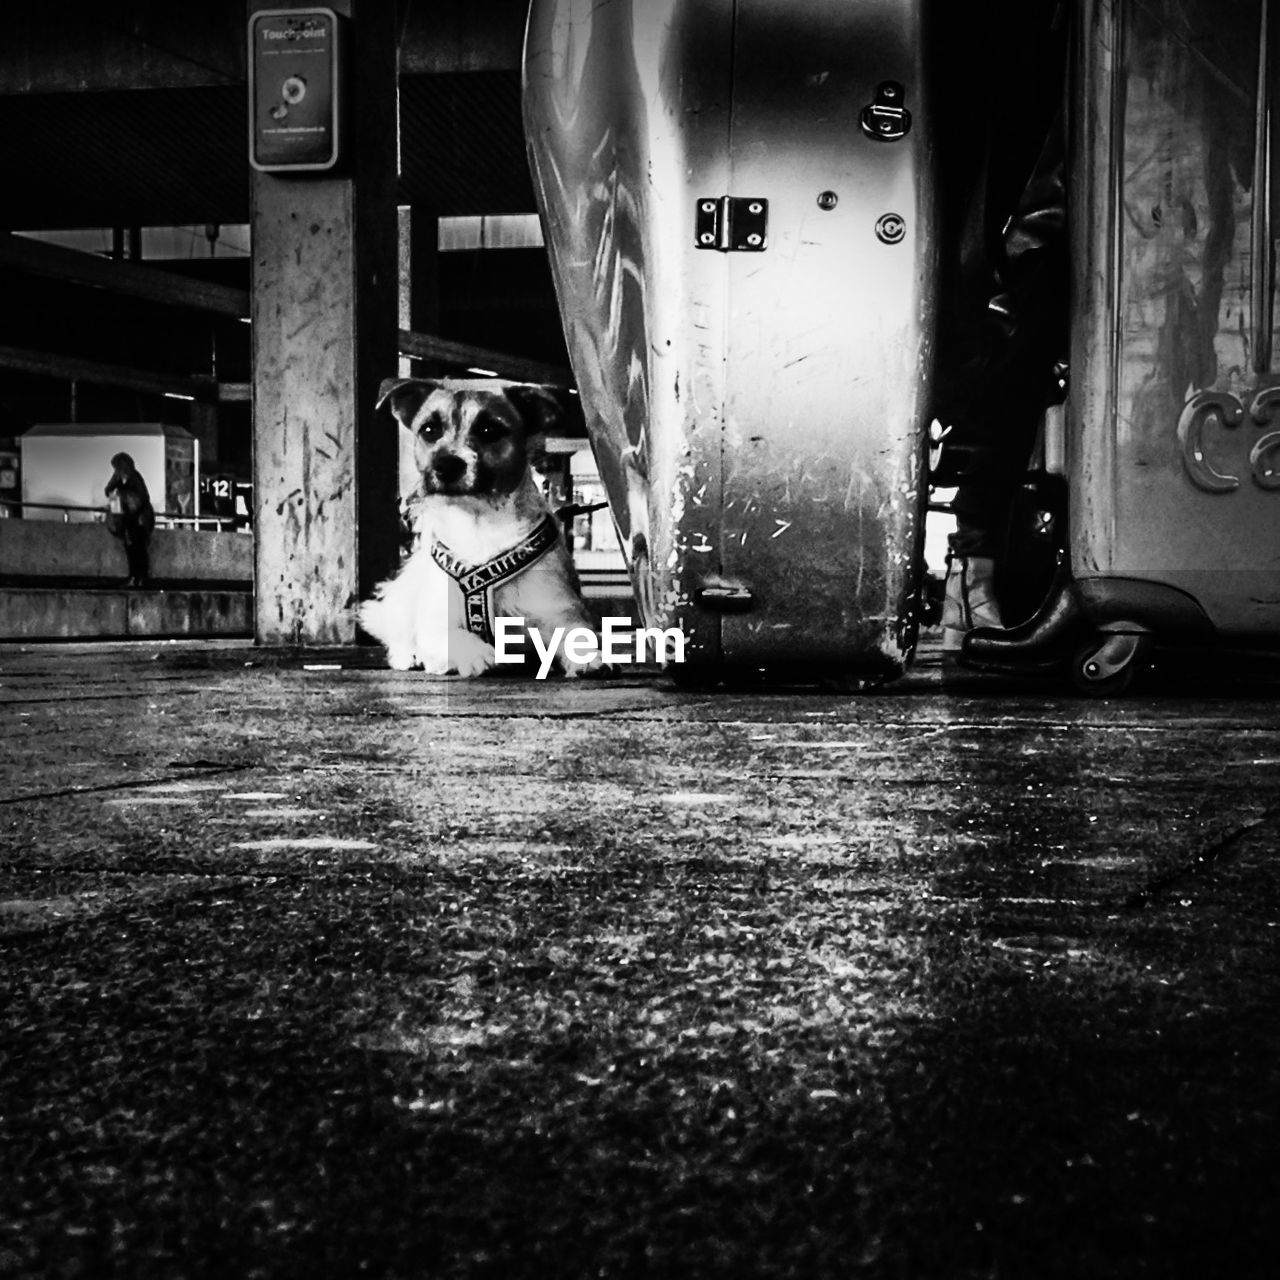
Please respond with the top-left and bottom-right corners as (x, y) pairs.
(249, 0), (399, 644)
(188, 401), (220, 474)
(397, 206), (413, 380)
(396, 205), (441, 495)
(395, 206), (441, 360)
(408, 207), (441, 339)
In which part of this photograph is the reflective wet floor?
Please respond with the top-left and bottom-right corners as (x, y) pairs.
(2, 641), (1278, 1278)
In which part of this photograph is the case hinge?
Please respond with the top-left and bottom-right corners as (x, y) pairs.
(860, 81), (911, 141)
(695, 196), (769, 252)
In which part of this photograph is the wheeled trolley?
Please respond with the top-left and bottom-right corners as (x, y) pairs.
(523, 0), (938, 682)
(966, 0), (1280, 692)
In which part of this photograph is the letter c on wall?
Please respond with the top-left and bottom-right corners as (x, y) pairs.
(1248, 388), (1280, 490)
(1178, 391), (1243, 493)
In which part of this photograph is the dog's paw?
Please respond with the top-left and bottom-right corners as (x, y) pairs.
(448, 631), (497, 678)
(567, 661), (616, 681)
(560, 653), (609, 679)
(384, 647), (418, 672)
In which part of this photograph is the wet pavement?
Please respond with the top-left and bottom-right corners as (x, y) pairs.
(2, 640), (1279, 1279)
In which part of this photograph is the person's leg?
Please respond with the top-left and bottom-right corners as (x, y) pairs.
(943, 202), (1068, 650)
(932, 4), (1069, 650)
(135, 532), (150, 587)
(941, 363), (1062, 651)
(123, 527), (149, 586)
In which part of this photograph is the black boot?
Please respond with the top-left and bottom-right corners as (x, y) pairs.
(961, 570), (1086, 670)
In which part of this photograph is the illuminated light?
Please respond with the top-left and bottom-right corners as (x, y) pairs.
(467, 366), (499, 377)
(164, 392), (196, 402)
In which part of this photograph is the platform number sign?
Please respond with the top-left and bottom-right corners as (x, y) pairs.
(249, 8), (343, 172)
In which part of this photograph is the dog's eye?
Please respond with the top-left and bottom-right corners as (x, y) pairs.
(417, 420), (445, 441)
(472, 416), (510, 443)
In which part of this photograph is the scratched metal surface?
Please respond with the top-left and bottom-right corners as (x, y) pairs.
(1070, 0), (1280, 636)
(524, 0), (935, 677)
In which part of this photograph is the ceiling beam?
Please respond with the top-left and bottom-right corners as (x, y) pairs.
(0, 0), (527, 93)
(2, 3), (241, 92)
(0, 337), (569, 403)
(397, 329), (573, 388)
(0, 343), (215, 400)
(0, 234), (249, 317)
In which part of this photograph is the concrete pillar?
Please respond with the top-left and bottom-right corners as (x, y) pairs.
(248, 0), (399, 644)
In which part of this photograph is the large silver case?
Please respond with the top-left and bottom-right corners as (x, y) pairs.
(1068, 0), (1280, 641)
(523, 0), (937, 680)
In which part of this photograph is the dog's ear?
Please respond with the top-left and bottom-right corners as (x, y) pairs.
(376, 377), (441, 429)
(503, 383), (568, 437)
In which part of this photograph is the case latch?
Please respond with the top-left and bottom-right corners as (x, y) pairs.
(695, 197), (769, 251)
(860, 81), (911, 141)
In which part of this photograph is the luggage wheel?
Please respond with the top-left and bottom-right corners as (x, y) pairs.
(1069, 631), (1149, 697)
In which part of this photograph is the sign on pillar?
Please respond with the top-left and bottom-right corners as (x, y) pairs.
(249, 8), (343, 172)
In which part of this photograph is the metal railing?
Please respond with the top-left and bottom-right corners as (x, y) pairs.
(0, 498), (104, 523)
(0, 498), (245, 531)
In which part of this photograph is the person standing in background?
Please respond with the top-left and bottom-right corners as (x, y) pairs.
(104, 452), (156, 588)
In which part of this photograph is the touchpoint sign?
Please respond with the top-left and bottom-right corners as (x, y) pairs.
(248, 8), (343, 172)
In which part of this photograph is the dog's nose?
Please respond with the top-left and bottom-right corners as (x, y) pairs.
(432, 455), (467, 484)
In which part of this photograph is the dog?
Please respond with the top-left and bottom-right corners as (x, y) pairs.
(358, 376), (603, 677)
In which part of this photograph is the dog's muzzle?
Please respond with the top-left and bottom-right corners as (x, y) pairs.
(431, 455), (469, 487)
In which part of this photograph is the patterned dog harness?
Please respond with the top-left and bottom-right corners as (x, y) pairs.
(430, 514), (561, 643)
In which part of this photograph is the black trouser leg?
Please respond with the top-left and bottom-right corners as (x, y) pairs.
(123, 528), (150, 584)
(932, 1), (1069, 562)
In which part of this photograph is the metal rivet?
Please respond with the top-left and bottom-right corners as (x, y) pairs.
(817, 191), (838, 211)
(746, 233), (762, 246)
(699, 233), (715, 245)
(701, 201), (716, 212)
(875, 213), (905, 244)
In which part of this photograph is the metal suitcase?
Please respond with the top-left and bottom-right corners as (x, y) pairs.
(523, 0), (937, 682)
(966, 0), (1280, 691)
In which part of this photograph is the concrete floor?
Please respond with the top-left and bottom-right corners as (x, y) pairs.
(2, 639), (1279, 1278)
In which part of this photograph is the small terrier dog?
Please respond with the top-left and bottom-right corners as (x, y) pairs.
(358, 376), (601, 677)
